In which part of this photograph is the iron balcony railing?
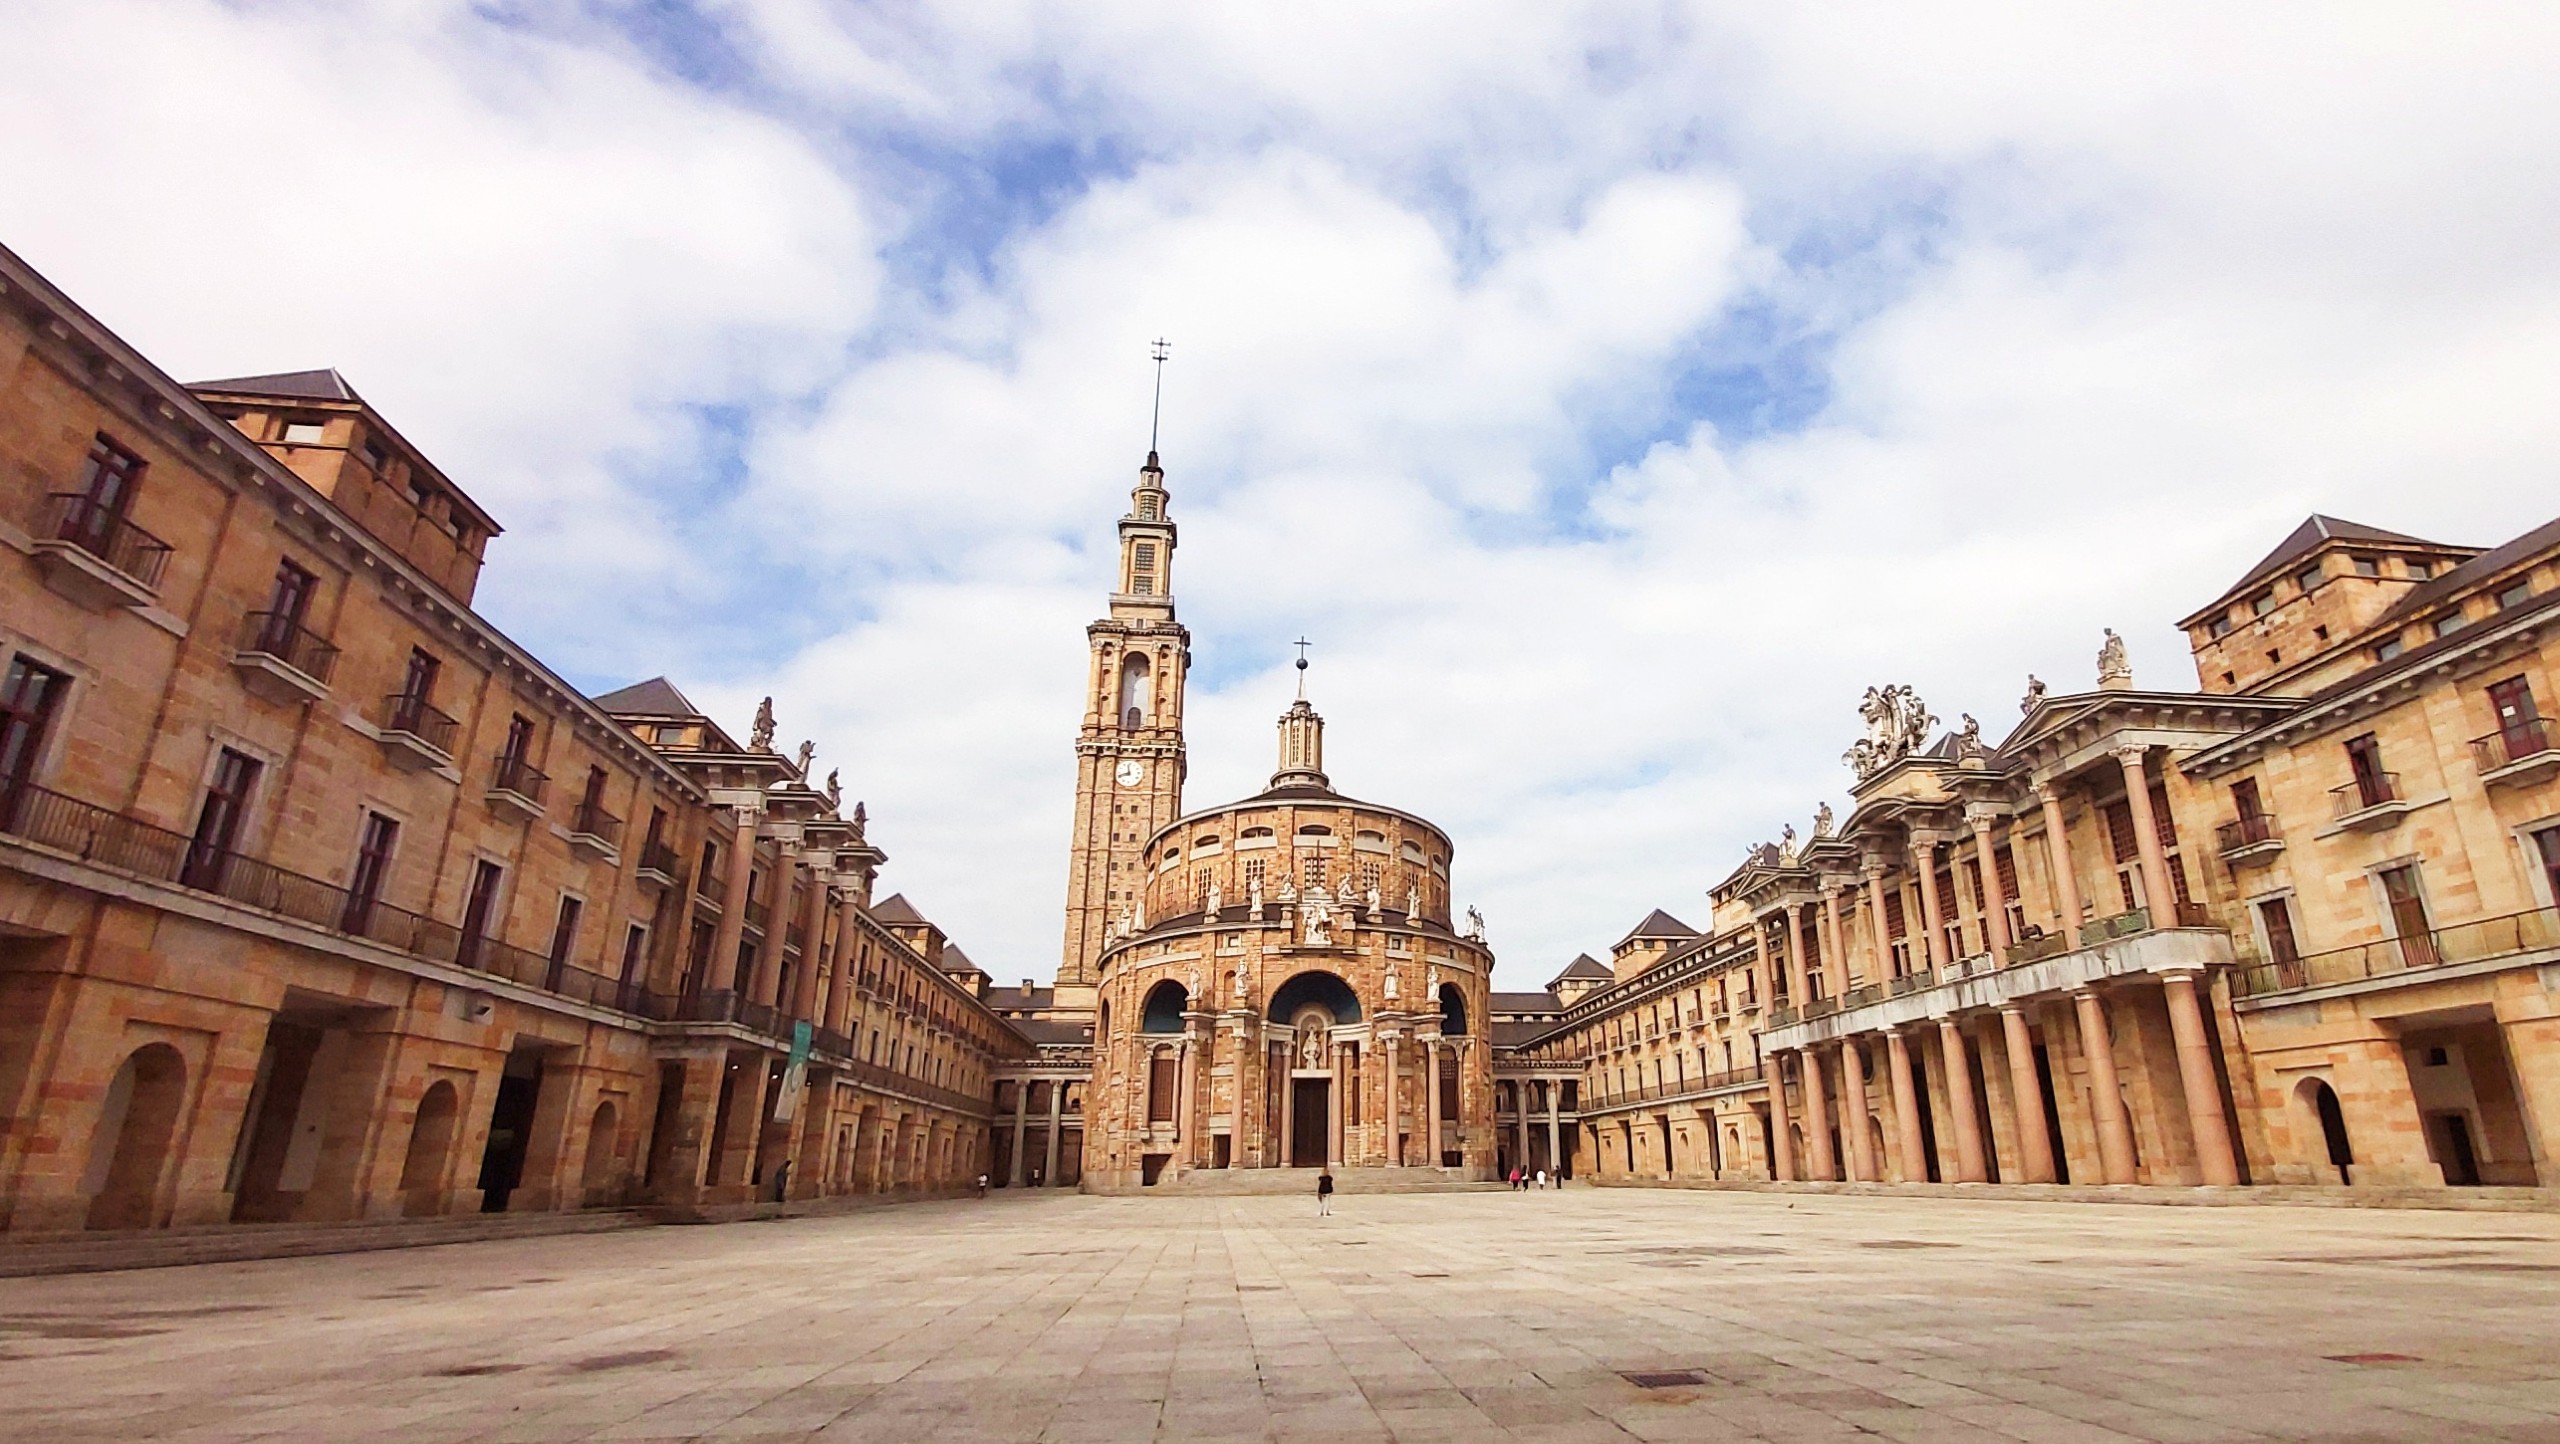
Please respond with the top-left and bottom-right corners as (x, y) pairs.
(1587, 1067), (1764, 1112)
(381, 692), (460, 753)
(2236, 905), (2560, 997)
(45, 492), (172, 591)
(238, 610), (341, 685)
(2215, 811), (2280, 854)
(637, 838), (681, 879)
(490, 752), (548, 805)
(569, 801), (623, 848)
(2471, 719), (2555, 772)
(0, 781), (643, 1013)
(2331, 771), (2402, 817)
(743, 897), (772, 931)
(695, 868), (728, 907)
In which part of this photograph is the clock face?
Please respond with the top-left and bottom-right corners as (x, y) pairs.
(1115, 759), (1146, 788)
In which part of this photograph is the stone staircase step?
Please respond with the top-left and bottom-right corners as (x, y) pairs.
(1094, 1167), (1508, 1196)
(0, 1209), (650, 1278)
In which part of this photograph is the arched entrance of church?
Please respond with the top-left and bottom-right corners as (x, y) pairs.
(1268, 971), (1359, 1168)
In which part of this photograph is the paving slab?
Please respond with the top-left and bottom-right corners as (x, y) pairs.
(2, 1189), (2558, 1440)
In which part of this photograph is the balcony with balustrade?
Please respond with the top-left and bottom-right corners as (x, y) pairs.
(30, 492), (171, 611)
(2214, 809), (2284, 865)
(2329, 771), (2414, 832)
(230, 610), (339, 706)
(485, 752), (548, 824)
(376, 692), (459, 771)
(2470, 719), (2560, 788)
(567, 800), (623, 865)
(2233, 905), (2560, 1001)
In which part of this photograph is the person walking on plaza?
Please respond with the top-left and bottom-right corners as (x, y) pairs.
(975, 1173), (989, 1199)
(1316, 1169), (1334, 1217)
(1534, 1168), (1547, 1189)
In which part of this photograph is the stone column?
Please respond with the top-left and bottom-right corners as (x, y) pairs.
(1174, 1027), (1200, 1164)
(1840, 1038), (1876, 1182)
(2074, 989), (2139, 1183)
(825, 890), (863, 1035)
(789, 864), (831, 1021)
(1938, 1018), (1988, 1182)
(1546, 1091), (1562, 1180)
(1912, 837), (1951, 972)
(1279, 1046), (1297, 1166)
(2115, 745), (2180, 923)
(1044, 1076), (1065, 1185)
(1765, 1053), (1796, 1181)
(1968, 809), (2012, 966)
(749, 861), (794, 1008)
(707, 806), (759, 997)
(2037, 783), (2085, 940)
(1328, 1040), (1345, 1167)
(1999, 1007), (2056, 1183)
(1801, 1046), (1836, 1181)
(1425, 1037), (1444, 1168)
(1863, 867), (1894, 980)
(1820, 888), (1851, 997)
(1384, 1034), (1402, 1165)
(1007, 1082), (1029, 1187)
(2162, 973), (2240, 1185)
(1887, 1029), (1927, 1182)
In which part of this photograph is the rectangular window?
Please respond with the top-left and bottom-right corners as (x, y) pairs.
(65, 434), (144, 553)
(2258, 897), (2301, 985)
(342, 810), (399, 934)
(2536, 827), (2560, 910)
(2435, 613), (2469, 638)
(2295, 562), (2324, 593)
(2489, 675), (2541, 763)
(260, 559), (318, 649)
(279, 419), (327, 445)
(2407, 558), (2434, 580)
(2103, 800), (2139, 864)
(2353, 554), (2381, 577)
(458, 859), (505, 969)
(180, 748), (262, 891)
(2251, 591), (2276, 616)
(620, 922), (649, 985)
(2375, 637), (2404, 661)
(547, 895), (583, 965)
(2498, 578), (2534, 610)
(0, 656), (69, 828)
(2378, 864), (2435, 968)
(2208, 616), (2232, 639)
(396, 648), (441, 724)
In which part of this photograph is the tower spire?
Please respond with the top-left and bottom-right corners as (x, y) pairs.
(1270, 646), (1329, 791)
(1147, 337), (1170, 458)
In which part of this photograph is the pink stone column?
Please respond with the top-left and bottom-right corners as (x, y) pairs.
(1821, 889), (1852, 997)
(2074, 989), (2139, 1183)
(1999, 1006), (2056, 1183)
(1385, 1035), (1402, 1166)
(1886, 1029), (1927, 1182)
(1800, 1046), (1836, 1181)
(707, 806), (759, 997)
(1969, 812), (2012, 966)
(1839, 1038), (1875, 1182)
(1795, 902), (1822, 1002)
(2114, 745), (2179, 924)
(1765, 1053), (1796, 1181)
(2162, 973), (2241, 1185)
(789, 864), (830, 1021)
(1912, 839), (1951, 973)
(1938, 1018), (1988, 1183)
(1863, 868), (1894, 980)
(1425, 1036), (1444, 1168)
(2037, 783), (2085, 941)
(825, 890), (863, 1035)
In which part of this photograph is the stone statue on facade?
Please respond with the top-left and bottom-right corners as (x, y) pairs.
(1426, 963), (1440, 998)
(2021, 674), (2047, 714)
(1297, 1019), (1326, 1071)
(1383, 961), (1400, 1000)
(2097, 628), (2131, 688)
(1464, 906), (1485, 942)
(1959, 713), (1982, 750)
(794, 739), (815, 778)
(1812, 801), (1834, 838)
(1779, 824), (1799, 865)
(1187, 964), (1203, 1004)
(824, 768), (841, 809)
(748, 696), (776, 752)
(1406, 883), (1421, 919)
(1233, 962), (1247, 1003)
(1248, 876), (1264, 917)
(1366, 883), (1381, 921)
(1302, 895), (1333, 947)
(1278, 875), (1298, 904)
(1205, 880), (1222, 917)
(849, 800), (867, 840)
(1843, 684), (1938, 780)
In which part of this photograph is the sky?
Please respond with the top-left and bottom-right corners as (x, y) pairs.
(8, 3), (2560, 987)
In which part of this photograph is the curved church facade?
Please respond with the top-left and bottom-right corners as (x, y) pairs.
(1057, 453), (1499, 1188)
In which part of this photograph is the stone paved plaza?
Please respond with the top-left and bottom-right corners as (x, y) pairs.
(5, 1190), (2560, 1443)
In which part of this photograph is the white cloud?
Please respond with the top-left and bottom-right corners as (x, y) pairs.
(12, 1), (2560, 985)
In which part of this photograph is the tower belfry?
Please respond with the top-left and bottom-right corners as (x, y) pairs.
(1056, 347), (1191, 999)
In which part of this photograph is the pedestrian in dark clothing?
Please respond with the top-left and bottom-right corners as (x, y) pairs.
(1316, 1170), (1334, 1217)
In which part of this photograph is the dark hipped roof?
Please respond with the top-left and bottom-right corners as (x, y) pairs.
(189, 367), (362, 402)
(2187, 514), (2452, 622)
(1550, 954), (1613, 985)
(1010, 1018), (1093, 1045)
(869, 893), (928, 925)
(1615, 909), (1698, 946)
(939, 943), (986, 977)
(594, 676), (701, 718)
(1492, 1019), (1561, 1047)
(1490, 990), (1562, 1014)
(983, 985), (1055, 1011)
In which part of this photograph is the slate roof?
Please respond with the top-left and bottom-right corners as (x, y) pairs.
(594, 676), (701, 718)
(939, 943), (986, 977)
(1010, 1017), (1094, 1045)
(1490, 990), (1563, 1015)
(1493, 1019), (1562, 1048)
(869, 893), (928, 925)
(1615, 909), (1698, 946)
(982, 985), (1056, 1012)
(2184, 514), (2454, 622)
(1548, 954), (1613, 987)
(2368, 512), (2560, 630)
(188, 368), (363, 402)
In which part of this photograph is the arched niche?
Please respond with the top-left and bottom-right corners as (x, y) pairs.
(1266, 969), (1360, 1025)
(1119, 653), (1152, 730)
(1139, 979), (1189, 1033)
(1438, 981), (1469, 1036)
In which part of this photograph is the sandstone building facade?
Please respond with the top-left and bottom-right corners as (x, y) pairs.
(0, 243), (1028, 1236)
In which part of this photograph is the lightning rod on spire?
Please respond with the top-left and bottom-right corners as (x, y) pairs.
(1293, 637), (1311, 700)
(1148, 338), (1171, 454)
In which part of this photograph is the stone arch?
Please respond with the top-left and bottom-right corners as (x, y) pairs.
(399, 1079), (463, 1210)
(1139, 979), (1189, 1033)
(1118, 652), (1151, 730)
(2295, 1076), (2354, 1183)
(581, 1099), (621, 1203)
(84, 1042), (188, 1231)
(1438, 981), (1468, 1036)
(1266, 969), (1360, 1025)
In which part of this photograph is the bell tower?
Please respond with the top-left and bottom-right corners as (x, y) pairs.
(1057, 448), (1189, 999)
